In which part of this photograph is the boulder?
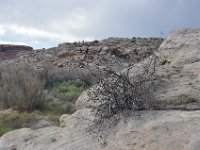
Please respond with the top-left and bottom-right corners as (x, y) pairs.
(154, 28), (200, 110)
(120, 28), (200, 110)
(59, 114), (70, 127)
(75, 90), (98, 110)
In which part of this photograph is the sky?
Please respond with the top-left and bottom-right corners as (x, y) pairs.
(0, 0), (200, 49)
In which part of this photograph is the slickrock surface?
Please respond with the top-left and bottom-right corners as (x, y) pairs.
(154, 28), (200, 110)
(1, 109), (200, 150)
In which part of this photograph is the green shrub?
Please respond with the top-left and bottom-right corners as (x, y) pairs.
(0, 112), (37, 136)
(0, 64), (90, 114)
(66, 101), (73, 114)
(47, 114), (59, 122)
(44, 101), (64, 115)
(0, 111), (60, 136)
(0, 126), (13, 136)
(47, 80), (88, 114)
(51, 80), (87, 103)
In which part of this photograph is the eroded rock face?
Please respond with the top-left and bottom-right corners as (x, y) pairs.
(0, 109), (100, 150)
(106, 110), (200, 150)
(5, 37), (163, 70)
(1, 109), (200, 150)
(0, 44), (33, 52)
(0, 44), (33, 61)
(154, 28), (200, 110)
(54, 37), (163, 70)
(75, 29), (200, 110)
(75, 90), (98, 110)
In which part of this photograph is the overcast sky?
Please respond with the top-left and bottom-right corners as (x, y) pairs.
(0, 0), (200, 49)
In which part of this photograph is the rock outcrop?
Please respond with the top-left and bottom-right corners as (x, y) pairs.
(75, 29), (200, 111)
(56, 38), (163, 67)
(54, 37), (163, 70)
(0, 44), (33, 61)
(2, 29), (200, 150)
(1, 109), (200, 150)
(0, 44), (33, 52)
(0, 109), (100, 150)
(154, 28), (200, 110)
(5, 37), (163, 70)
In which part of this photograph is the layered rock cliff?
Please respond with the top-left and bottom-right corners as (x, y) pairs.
(0, 44), (33, 61)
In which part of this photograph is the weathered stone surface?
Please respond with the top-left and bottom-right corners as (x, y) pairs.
(75, 29), (200, 111)
(75, 90), (97, 110)
(0, 109), (100, 150)
(116, 28), (200, 110)
(105, 110), (200, 150)
(54, 37), (163, 70)
(1, 109), (200, 150)
(59, 114), (70, 127)
(30, 119), (54, 129)
(153, 28), (200, 110)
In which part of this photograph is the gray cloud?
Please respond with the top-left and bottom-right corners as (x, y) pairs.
(0, 0), (200, 48)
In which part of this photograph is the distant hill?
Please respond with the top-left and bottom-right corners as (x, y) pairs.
(0, 44), (33, 61)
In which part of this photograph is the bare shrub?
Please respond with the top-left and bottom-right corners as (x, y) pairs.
(90, 55), (157, 118)
(0, 65), (45, 112)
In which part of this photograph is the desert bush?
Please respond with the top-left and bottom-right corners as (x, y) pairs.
(0, 111), (37, 136)
(49, 80), (88, 114)
(0, 110), (61, 136)
(0, 63), (95, 113)
(53, 80), (87, 100)
(43, 101), (65, 115)
(0, 126), (12, 137)
(90, 55), (157, 118)
(0, 65), (45, 112)
(39, 66), (99, 88)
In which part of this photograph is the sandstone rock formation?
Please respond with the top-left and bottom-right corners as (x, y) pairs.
(1, 109), (200, 150)
(75, 90), (98, 110)
(1, 29), (200, 150)
(0, 44), (33, 61)
(75, 28), (200, 110)
(0, 109), (100, 150)
(4, 37), (163, 70)
(154, 28), (200, 110)
(55, 37), (163, 70)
